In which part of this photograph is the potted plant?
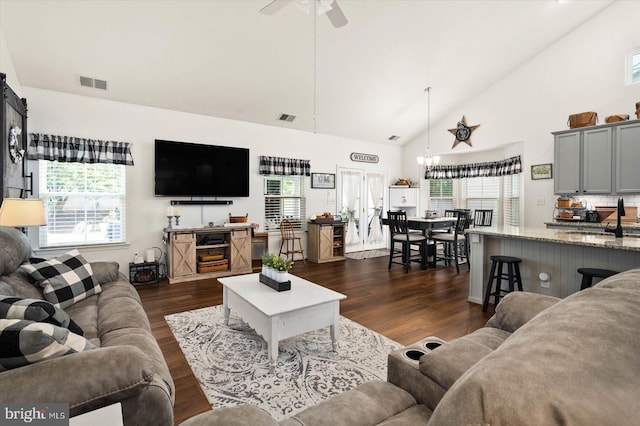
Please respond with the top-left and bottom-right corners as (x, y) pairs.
(261, 255), (271, 277)
(275, 257), (293, 282)
(267, 253), (280, 279)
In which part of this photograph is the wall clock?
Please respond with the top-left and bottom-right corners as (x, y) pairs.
(448, 115), (479, 149)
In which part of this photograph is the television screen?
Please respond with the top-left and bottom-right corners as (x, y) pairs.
(154, 140), (249, 197)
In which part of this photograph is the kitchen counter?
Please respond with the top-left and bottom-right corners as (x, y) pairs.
(468, 226), (640, 252)
(466, 226), (640, 304)
(545, 221), (640, 232)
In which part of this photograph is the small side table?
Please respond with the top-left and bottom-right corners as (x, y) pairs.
(129, 261), (159, 285)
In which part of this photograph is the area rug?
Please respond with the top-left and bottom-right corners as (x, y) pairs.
(165, 305), (401, 420)
(346, 249), (389, 260)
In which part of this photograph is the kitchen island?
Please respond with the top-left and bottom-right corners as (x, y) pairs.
(466, 226), (640, 305)
(545, 221), (640, 233)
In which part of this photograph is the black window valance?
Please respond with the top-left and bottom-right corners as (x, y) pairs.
(425, 155), (521, 180)
(259, 155), (310, 176)
(28, 133), (135, 166)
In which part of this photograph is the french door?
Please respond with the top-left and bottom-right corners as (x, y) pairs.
(337, 167), (387, 253)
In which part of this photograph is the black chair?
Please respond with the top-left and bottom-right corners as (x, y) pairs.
(387, 211), (432, 272)
(431, 215), (471, 273)
(473, 209), (493, 226)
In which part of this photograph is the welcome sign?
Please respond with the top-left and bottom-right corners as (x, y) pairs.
(350, 152), (379, 163)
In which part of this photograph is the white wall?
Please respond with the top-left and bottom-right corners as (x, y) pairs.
(0, 29), (21, 95)
(23, 87), (402, 273)
(405, 0), (640, 227)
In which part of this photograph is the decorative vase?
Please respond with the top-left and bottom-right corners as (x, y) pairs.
(276, 270), (288, 283)
(262, 265), (269, 276)
(268, 267), (276, 279)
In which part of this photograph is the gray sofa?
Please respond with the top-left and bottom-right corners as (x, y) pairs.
(0, 226), (174, 425)
(182, 267), (640, 425)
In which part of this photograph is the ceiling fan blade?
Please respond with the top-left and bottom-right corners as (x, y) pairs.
(260, 0), (294, 15)
(325, 0), (348, 28)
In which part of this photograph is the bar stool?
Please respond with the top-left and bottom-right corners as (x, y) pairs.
(482, 255), (523, 312)
(577, 268), (618, 290)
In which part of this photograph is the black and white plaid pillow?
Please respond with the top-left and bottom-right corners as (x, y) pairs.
(0, 319), (95, 371)
(0, 296), (83, 335)
(21, 250), (101, 310)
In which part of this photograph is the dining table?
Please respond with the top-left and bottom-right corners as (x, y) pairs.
(381, 216), (456, 236)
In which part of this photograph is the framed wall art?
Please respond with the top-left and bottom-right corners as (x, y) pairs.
(311, 173), (335, 189)
(531, 163), (552, 180)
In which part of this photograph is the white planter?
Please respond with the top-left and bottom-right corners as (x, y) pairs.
(262, 265), (269, 276)
(276, 271), (289, 283)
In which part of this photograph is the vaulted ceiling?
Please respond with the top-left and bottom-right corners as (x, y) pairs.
(0, 0), (614, 145)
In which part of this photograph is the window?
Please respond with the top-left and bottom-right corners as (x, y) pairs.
(503, 173), (520, 226)
(264, 175), (306, 232)
(38, 161), (127, 247)
(460, 174), (520, 226)
(626, 48), (640, 85)
(428, 179), (455, 214)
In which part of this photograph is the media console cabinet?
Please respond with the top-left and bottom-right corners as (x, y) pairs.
(164, 225), (252, 284)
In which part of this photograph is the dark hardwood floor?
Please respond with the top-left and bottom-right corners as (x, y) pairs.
(136, 255), (493, 425)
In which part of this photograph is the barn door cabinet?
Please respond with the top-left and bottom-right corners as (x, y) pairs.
(165, 225), (252, 284)
(307, 221), (346, 263)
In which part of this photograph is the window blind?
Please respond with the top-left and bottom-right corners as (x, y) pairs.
(38, 161), (127, 247)
(461, 176), (500, 224)
(264, 175), (306, 232)
(503, 173), (520, 226)
(429, 179), (455, 214)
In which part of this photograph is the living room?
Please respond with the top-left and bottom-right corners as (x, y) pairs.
(1, 1), (640, 425)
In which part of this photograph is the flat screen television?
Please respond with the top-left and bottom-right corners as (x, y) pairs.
(154, 139), (249, 197)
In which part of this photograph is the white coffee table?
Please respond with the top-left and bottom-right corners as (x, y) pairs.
(219, 273), (347, 372)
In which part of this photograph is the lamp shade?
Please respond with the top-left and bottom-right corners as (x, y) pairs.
(0, 198), (47, 227)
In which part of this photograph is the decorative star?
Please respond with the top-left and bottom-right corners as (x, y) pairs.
(448, 115), (480, 149)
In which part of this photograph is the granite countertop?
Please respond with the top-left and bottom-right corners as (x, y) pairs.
(466, 226), (640, 252)
(544, 221), (640, 230)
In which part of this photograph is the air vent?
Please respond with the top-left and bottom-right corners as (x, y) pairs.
(278, 113), (296, 122)
(388, 135), (401, 141)
(79, 76), (93, 87)
(79, 75), (108, 90)
(94, 79), (108, 90)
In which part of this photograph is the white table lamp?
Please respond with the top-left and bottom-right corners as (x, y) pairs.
(0, 198), (47, 229)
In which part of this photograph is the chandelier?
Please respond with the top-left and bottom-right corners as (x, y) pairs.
(416, 87), (440, 169)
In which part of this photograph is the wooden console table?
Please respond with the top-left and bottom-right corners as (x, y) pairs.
(307, 221), (346, 263)
(164, 225), (252, 284)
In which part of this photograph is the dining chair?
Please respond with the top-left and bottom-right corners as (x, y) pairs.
(278, 219), (306, 265)
(431, 214), (472, 273)
(387, 211), (432, 272)
(473, 209), (493, 227)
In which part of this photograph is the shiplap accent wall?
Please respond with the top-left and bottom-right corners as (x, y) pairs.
(469, 235), (640, 304)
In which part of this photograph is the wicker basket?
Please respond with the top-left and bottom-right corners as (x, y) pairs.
(558, 211), (573, 219)
(567, 112), (597, 129)
(229, 213), (248, 223)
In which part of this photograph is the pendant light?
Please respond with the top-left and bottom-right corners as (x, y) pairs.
(416, 87), (440, 169)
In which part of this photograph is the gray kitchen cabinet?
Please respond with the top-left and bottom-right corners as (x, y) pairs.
(554, 120), (639, 195)
(554, 131), (580, 194)
(582, 127), (612, 194)
(615, 121), (640, 193)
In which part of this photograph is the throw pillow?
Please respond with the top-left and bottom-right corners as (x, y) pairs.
(21, 250), (101, 310)
(0, 296), (84, 335)
(0, 319), (95, 371)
